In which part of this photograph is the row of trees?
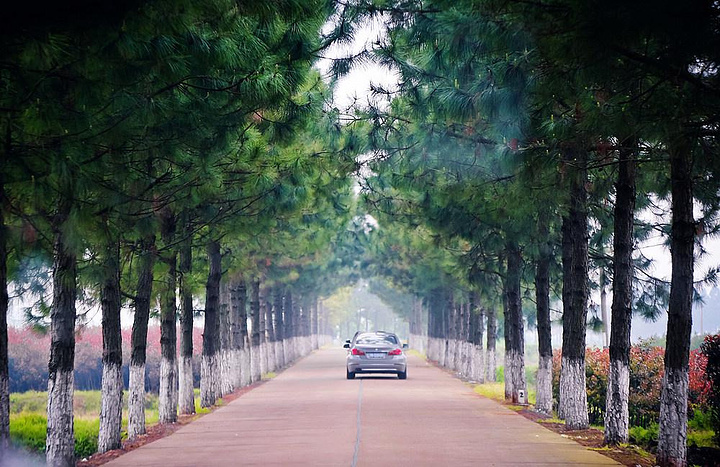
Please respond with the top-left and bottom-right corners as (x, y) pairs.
(334, 1), (719, 466)
(0, 1), (365, 465)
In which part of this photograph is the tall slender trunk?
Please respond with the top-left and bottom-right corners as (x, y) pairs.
(486, 305), (497, 382)
(657, 135), (694, 467)
(218, 275), (232, 395)
(178, 215), (195, 415)
(158, 209), (177, 424)
(46, 203), (78, 467)
(535, 214), (553, 415)
(605, 142), (637, 444)
(504, 241), (525, 403)
(236, 277), (250, 387)
(0, 174), (9, 456)
(284, 289), (294, 362)
(128, 235), (155, 438)
(469, 291), (485, 383)
(559, 144), (590, 429)
(98, 236), (123, 453)
(250, 278), (261, 381)
(274, 288), (285, 368)
(201, 240), (221, 407)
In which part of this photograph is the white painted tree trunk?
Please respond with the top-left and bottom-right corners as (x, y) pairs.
(250, 345), (261, 382)
(266, 342), (275, 373)
(221, 349), (234, 395)
(275, 341), (284, 369)
(486, 348), (496, 382)
(559, 356), (589, 429)
(657, 367), (689, 466)
(158, 357), (177, 423)
(241, 348), (251, 387)
(201, 354), (219, 407)
(127, 363), (146, 438)
(46, 368), (74, 467)
(473, 344), (485, 383)
(535, 355), (553, 415)
(178, 356), (195, 415)
(232, 349), (242, 389)
(98, 362), (123, 453)
(283, 339), (291, 367)
(604, 359), (629, 443)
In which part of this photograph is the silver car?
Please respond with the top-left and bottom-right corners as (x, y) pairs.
(344, 331), (408, 379)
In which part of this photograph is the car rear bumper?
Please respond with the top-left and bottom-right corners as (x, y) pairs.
(347, 359), (407, 373)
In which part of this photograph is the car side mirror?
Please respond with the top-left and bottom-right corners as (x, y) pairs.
(343, 343), (350, 349)
(345, 339), (351, 344)
(402, 343), (408, 349)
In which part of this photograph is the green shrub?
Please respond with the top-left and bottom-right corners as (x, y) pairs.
(629, 423), (658, 448)
(496, 366), (504, 383)
(74, 419), (99, 459)
(700, 333), (720, 445)
(10, 413), (99, 459)
(9, 413), (46, 453)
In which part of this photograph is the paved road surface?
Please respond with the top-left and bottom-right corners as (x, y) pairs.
(105, 348), (618, 466)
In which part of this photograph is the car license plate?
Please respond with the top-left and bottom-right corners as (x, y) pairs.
(367, 352), (385, 359)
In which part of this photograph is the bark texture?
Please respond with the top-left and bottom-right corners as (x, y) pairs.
(158, 209), (177, 424)
(486, 306), (497, 382)
(127, 363), (146, 438)
(504, 242), (525, 403)
(128, 235), (155, 438)
(535, 214), (553, 415)
(0, 177), (9, 454)
(657, 136), (694, 467)
(98, 238), (123, 453)
(47, 221), (78, 467)
(559, 145), (589, 429)
(605, 143), (636, 444)
(201, 240), (221, 407)
(178, 220), (195, 415)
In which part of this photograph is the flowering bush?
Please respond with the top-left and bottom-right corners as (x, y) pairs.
(552, 341), (712, 428)
(700, 333), (720, 444)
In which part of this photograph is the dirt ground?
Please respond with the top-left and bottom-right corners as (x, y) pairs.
(517, 409), (657, 467)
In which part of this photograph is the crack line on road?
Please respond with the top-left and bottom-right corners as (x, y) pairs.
(352, 379), (363, 467)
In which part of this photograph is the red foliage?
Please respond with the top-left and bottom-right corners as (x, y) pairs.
(551, 342), (712, 426)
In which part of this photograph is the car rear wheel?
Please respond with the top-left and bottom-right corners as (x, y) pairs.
(398, 370), (407, 380)
(346, 369), (356, 380)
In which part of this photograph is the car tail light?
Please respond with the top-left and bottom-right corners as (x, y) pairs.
(352, 348), (365, 356)
(388, 348), (402, 356)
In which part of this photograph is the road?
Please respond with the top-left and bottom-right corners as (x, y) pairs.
(105, 347), (619, 466)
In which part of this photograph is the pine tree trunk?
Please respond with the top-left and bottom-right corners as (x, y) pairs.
(46, 209), (78, 467)
(285, 290), (294, 364)
(218, 278), (233, 395)
(312, 296), (319, 350)
(158, 210), (178, 424)
(469, 292), (485, 383)
(0, 178), (9, 456)
(236, 278), (250, 387)
(201, 240), (221, 408)
(535, 215), (553, 415)
(128, 235), (155, 438)
(178, 217), (195, 415)
(559, 145), (590, 429)
(504, 241), (525, 403)
(657, 136), (694, 467)
(605, 143), (636, 444)
(274, 288), (285, 368)
(250, 278), (261, 382)
(98, 237), (123, 453)
(486, 305), (497, 382)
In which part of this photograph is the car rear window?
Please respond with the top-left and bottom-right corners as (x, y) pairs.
(356, 334), (398, 345)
